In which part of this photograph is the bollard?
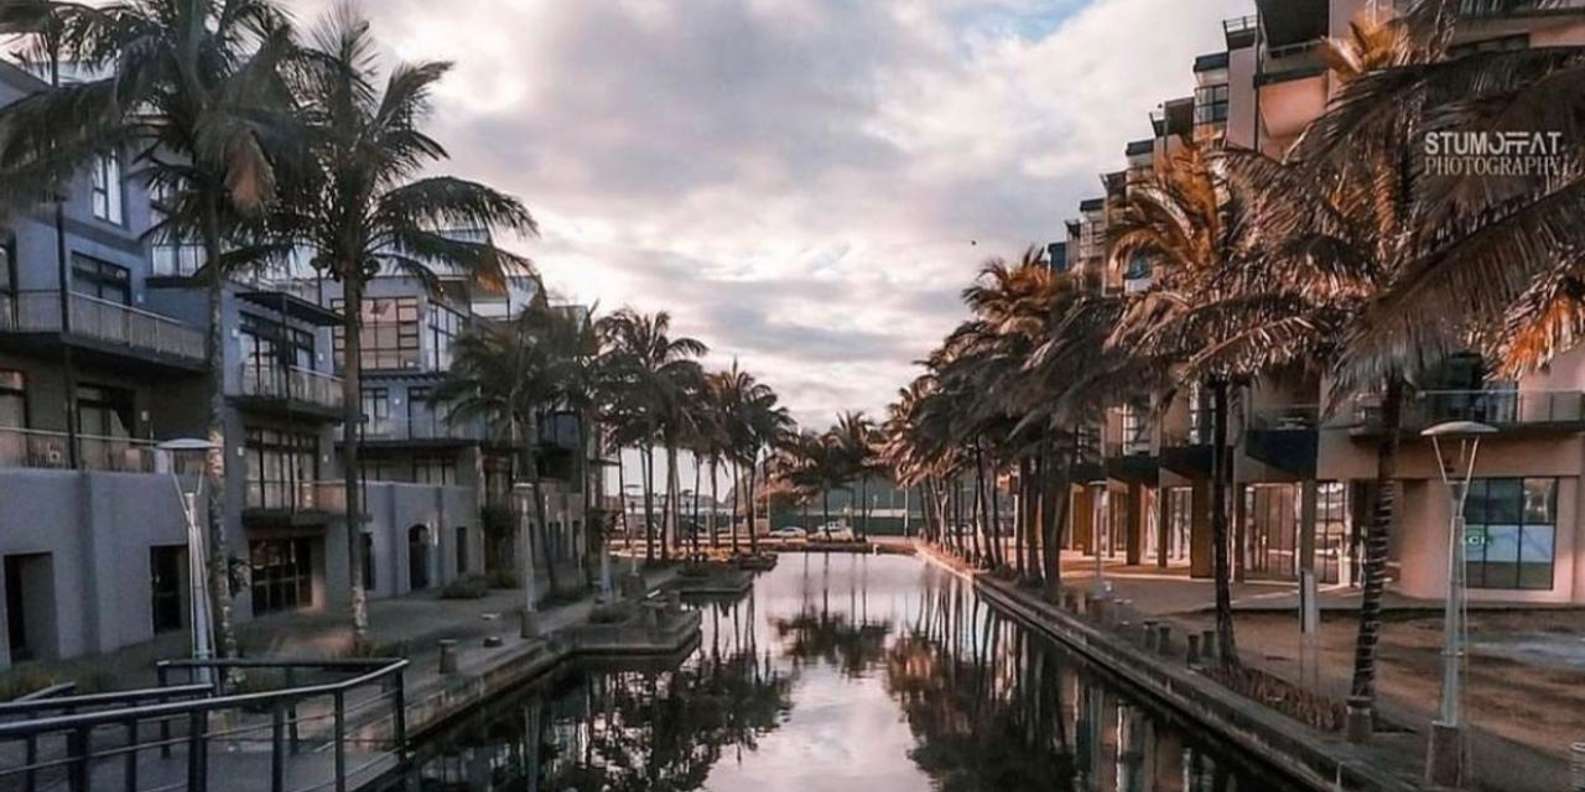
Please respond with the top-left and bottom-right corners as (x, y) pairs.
(1118, 621), (1133, 644)
(520, 609), (540, 639)
(620, 572), (646, 600)
(1570, 741), (1584, 791)
(1345, 696), (1374, 744)
(665, 589), (683, 613)
(1200, 629), (1217, 661)
(1156, 624), (1171, 656)
(1141, 620), (1159, 651)
(438, 639), (459, 674)
(1187, 633), (1201, 666)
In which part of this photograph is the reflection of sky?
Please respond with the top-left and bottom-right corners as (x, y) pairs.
(701, 554), (933, 792)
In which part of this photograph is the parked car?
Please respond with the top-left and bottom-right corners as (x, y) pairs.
(769, 526), (807, 540)
(817, 524), (857, 542)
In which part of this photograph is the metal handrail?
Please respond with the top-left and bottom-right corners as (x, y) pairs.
(0, 657), (408, 792)
(0, 658), (403, 738)
(0, 290), (205, 362)
(0, 684), (211, 720)
(238, 362), (345, 410)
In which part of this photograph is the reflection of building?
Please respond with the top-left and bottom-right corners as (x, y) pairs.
(0, 60), (598, 669)
(1054, 1), (1585, 605)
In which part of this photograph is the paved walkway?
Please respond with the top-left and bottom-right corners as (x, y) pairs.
(1033, 554), (1584, 792)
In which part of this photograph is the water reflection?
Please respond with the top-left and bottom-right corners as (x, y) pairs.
(389, 555), (1289, 791)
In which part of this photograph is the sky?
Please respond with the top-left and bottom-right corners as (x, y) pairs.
(290, 0), (1253, 431)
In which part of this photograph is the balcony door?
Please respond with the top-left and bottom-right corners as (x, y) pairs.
(70, 255), (130, 305)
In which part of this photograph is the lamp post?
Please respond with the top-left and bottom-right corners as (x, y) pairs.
(157, 439), (218, 687)
(1422, 419), (1496, 789)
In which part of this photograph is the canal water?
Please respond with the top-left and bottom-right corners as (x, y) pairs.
(385, 554), (1298, 791)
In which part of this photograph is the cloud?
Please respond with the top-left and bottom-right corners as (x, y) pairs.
(290, 0), (1252, 429)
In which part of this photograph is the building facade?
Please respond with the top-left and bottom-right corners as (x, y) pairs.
(1060, 0), (1585, 605)
(0, 61), (592, 671)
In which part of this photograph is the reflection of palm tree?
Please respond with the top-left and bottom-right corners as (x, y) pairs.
(770, 607), (893, 677)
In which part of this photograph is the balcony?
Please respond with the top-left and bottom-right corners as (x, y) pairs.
(341, 416), (488, 447)
(1160, 419), (1214, 478)
(235, 363), (344, 419)
(1354, 390), (1585, 435)
(1246, 405), (1319, 477)
(0, 291), (206, 371)
(0, 426), (167, 473)
(243, 479), (349, 526)
(1103, 434), (1158, 485)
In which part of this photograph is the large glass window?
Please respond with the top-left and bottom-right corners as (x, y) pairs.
(361, 387), (390, 434)
(1465, 477), (1557, 590)
(71, 255), (130, 304)
(249, 538), (312, 615)
(244, 428), (320, 510)
(1316, 481), (1351, 585)
(1244, 483), (1298, 579)
(427, 302), (464, 371)
(414, 455), (457, 486)
(0, 370), (25, 429)
(332, 297), (420, 372)
(1194, 83), (1229, 126)
(148, 181), (205, 276)
(91, 152), (124, 225)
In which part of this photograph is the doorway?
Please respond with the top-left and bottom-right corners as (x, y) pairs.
(4, 554), (56, 662)
(408, 525), (431, 591)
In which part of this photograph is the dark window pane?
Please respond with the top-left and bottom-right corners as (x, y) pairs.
(1485, 479), (1522, 524)
(1523, 478), (1555, 524)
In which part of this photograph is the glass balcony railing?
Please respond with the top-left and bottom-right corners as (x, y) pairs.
(1354, 390), (1585, 431)
(244, 479), (348, 513)
(0, 426), (164, 473)
(341, 417), (488, 443)
(1247, 405), (1321, 431)
(0, 290), (205, 363)
(238, 363), (344, 411)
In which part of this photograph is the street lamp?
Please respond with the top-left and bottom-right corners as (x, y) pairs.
(156, 438), (218, 687)
(1422, 419), (1496, 789)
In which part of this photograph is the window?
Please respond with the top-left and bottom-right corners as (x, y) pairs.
(149, 546), (185, 633)
(0, 236), (13, 293)
(1465, 477), (1557, 590)
(250, 538), (312, 615)
(1316, 481), (1350, 585)
(1194, 83), (1229, 126)
(91, 152), (124, 225)
(362, 388), (390, 433)
(243, 428), (320, 510)
(241, 314), (315, 370)
(71, 255), (130, 304)
(427, 302), (464, 370)
(455, 526), (468, 576)
(149, 182), (205, 276)
(1165, 486), (1192, 562)
(332, 297), (420, 372)
(414, 455), (457, 486)
(1244, 484), (1298, 579)
(361, 533), (375, 592)
(77, 384), (134, 439)
(0, 370), (26, 430)
(1449, 34), (1528, 59)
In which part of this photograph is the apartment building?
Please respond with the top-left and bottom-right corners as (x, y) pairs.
(0, 60), (592, 671)
(1059, 0), (1585, 605)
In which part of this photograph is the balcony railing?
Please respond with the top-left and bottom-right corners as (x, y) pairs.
(1355, 390), (1585, 431)
(0, 426), (163, 473)
(0, 290), (205, 363)
(1247, 405), (1321, 431)
(343, 416), (488, 443)
(244, 479), (348, 513)
(238, 362), (344, 411)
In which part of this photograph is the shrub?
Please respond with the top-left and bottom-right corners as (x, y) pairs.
(589, 604), (632, 625)
(485, 570), (520, 590)
(441, 575), (491, 600)
(0, 667), (57, 702)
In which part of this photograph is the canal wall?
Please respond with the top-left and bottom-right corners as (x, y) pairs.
(915, 544), (1422, 792)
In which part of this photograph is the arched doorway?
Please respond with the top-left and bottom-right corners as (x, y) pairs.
(408, 525), (431, 591)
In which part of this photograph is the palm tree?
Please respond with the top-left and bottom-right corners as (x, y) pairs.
(434, 297), (567, 608)
(596, 309), (707, 562)
(719, 366), (792, 554)
(274, 8), (536, 646)
(0, 0), (301, 661)
(832, 411), (881, 539)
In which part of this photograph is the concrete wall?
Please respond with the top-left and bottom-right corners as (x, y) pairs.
(363, 482), (479, 600)
(0, 469), (197, 669)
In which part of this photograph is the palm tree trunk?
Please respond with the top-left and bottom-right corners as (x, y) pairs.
(989, 457), (1003, 569)
(1041, 445), (1065, 598)
(641, 442), (656, 562)
(527, 461), (559, 598)
(1349, 375), (1404, 724)
(746, 452), (761, 554)
(200, 199), (240, 660)
(730, 460), (741, 554)
(709, 457), (720, 549)
(859, 476), (869, 539)
(339, 273), (370, 649)
(1210, 378), (1237, 667)
(576, 412), (593, 586)
(691, 452), (702, 559)
(664, 443), (681, 561)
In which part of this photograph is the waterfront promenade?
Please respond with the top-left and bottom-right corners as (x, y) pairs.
(910, 539), (1583, 792)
